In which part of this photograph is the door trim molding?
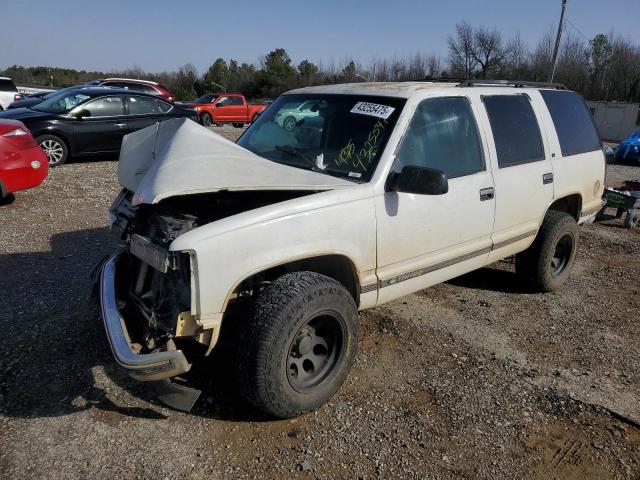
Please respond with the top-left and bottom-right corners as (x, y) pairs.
(366, 229), (538, 292)
(491, 229), (537, 251)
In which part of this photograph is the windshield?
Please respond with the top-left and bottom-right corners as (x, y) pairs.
(196, 94), (216, 103)
(34, 91), (91, 113)
(237, 94), (405, 181)
(42, 86), (77, 100)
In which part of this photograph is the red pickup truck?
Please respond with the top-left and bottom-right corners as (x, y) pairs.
(180, 93), (267, 127)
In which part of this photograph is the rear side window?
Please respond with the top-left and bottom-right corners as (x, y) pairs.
(395, 97), (485, 179)
(484, 95), (544, 168)
(0, 79), (17, 92)
(229, 96), (244, 105)
(127, 96), (172, 114)
(540, 90), (601, 156)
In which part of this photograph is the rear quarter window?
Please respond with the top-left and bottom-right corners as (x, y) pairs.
(0, 79), (17, 92)
(540, 90), (601, 157)
(484, 94), (545, 168)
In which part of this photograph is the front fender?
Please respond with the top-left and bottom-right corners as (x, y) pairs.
(170, 188), (377, 317)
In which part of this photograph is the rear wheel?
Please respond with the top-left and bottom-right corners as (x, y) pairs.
(236, 271), (358, 418)
(516, 210), (578, 292)
(232, 122), (244, 128)
(199, 112), (212, 127)
(37, 134), (68, 166)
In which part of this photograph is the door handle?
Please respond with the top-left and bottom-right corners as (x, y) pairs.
(114, 122), (127, 128)
(479, 187), (494, 201)
(543, 172), (554, 184)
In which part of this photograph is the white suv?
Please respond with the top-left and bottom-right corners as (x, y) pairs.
(100, 80), (605, 417)
(0, 77), (22, 110)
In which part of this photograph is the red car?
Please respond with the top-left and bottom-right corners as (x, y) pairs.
(99, 78), (175, 102)
(179, 93), (267, 127)
(0, 120), (48, 201)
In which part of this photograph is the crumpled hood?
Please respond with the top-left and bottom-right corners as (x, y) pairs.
(118, 117), (353, 205)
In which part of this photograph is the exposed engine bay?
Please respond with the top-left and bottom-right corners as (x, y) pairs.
(109, 188), (318, 354)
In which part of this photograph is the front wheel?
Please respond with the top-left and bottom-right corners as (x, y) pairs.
(282, 115), (296, 131)
(199, 112), (212, 127)
(236, 272), (358, 418)
(37, 134), (68, 166)
(516, 210), (578, 292)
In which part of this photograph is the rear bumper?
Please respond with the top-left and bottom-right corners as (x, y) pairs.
(99, 249), (191, 381)
(0, 146), (48, 194)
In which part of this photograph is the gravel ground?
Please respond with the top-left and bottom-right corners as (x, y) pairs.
(1, 126), (639, 479)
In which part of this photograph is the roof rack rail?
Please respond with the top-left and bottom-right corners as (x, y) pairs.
(420, 76), (467, 83)
(456, 79), (567, 90)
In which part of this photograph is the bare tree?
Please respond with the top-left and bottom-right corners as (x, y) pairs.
(426, 54), (442, 78)
(554, 32), (589, 92)
(448, 22), (477, 79)
(503, 32), (529, 79)
(471, 26), (508, 78)
(529, 31), (554, 81)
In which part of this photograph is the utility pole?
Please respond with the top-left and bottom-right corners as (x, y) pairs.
(548, 0), (567, 82)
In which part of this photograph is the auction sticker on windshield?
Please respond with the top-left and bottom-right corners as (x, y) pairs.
(350, 102), (395, 119)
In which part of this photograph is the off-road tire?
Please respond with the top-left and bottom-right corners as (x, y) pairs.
(199, 113), (212, 127)
(515, 210), (578, 292)
(37, 134), (68, 166)
(236, 271), (358, 418)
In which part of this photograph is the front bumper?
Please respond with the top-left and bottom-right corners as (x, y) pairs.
(99, 249), (191, 381)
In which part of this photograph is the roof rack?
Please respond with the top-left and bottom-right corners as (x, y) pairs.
(457, 79), (567, 90)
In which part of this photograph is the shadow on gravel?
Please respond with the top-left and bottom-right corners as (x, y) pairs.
(0, 227), (259, 422)
(448, 266), (528, 294)
(65, 153), (120, 165)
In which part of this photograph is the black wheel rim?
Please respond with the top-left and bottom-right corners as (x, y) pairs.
(287, 312), (345, 392)
(551, 233), (573, 277)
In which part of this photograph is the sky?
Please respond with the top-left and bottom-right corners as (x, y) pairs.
(0, 0), (637, 74)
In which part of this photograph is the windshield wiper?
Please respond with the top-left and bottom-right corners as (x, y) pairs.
(275, 145), (319, 170)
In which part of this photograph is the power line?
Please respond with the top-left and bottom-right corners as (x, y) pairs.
(564, 17), (591, 42)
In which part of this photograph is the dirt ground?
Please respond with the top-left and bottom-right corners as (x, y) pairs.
(1, 125), (639, 479)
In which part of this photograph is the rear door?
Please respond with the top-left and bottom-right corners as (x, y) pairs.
(477, 93), (554, 261)
(71, 95), (127, 153)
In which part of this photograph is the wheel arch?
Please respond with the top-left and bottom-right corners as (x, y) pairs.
(224, 253), (362, 311)
(547, 193), (582, 221)
(35, 130), (72, 154)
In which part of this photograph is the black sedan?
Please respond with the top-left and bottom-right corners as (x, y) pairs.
(0, 87), (197, 166)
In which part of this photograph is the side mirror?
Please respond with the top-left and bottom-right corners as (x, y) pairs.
(74, 109), (91, 119)
(386, 165), (448, 195)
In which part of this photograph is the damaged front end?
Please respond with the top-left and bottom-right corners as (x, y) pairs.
(97, 118), (353, 409)
(100, 191), (201, 379)
(98, 187), (318, 409)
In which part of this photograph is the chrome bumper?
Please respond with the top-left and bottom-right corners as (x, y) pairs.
(99, 249), (191, 381)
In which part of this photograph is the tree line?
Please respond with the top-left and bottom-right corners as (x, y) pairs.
(3, 22), (639, 103)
